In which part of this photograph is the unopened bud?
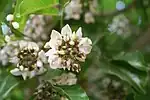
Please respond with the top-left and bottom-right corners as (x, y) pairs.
(12, 22), (19, 29)
(6, 14), (14, 21)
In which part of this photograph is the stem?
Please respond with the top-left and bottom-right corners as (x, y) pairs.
(60, 0), (71, 28)
(60, 9), (64, 28)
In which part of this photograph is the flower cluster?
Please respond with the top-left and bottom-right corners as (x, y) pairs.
(108, 14), (131, 37)
(0, 23), (92, 80)
(24, 15), (54, 47)
(34, 81), (66, 100)
(65, 0), (98, 24)
(65, 0), (82, 20)
(10, 40), (47, 80)
(44, 24), (92, 72)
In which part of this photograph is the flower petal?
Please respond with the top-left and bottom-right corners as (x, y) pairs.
(36, 60), (43, 67)
(79, 37), (92, 46)
(22, 71), (28, 80)
(38, 50), (47, 63)
(45, 49), (56, 57)
(29, 71), (36, 79)
(19, 40), (27, 49)
(9, 56), (19, 64)
(76, 27), (82, 39)
(44, 41), (51, 48)
(10, 68), (22, 76)
(79, 45), (92, 54)
(28, 42), (39, 51)
(50, 30), (62, 48)
(61, 24), (72, 41)
(50, 57), (62, 69)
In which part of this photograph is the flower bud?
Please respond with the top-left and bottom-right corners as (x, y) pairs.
(6, 14), (14, 21)
(12, 22), (19, 29)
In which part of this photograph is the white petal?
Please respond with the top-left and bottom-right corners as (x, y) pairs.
(38, 50), (47, 63)
(36, 60), (43, 67)
(29, 71), (36, 78)
(50, 57), (62, 69)
(76, 27), (82, 39)
(45, 49), (56, 57)
(61, 24), (72, 41)
(50, 30), (62, 48)
(32, 43), (39, 51)
(22, 71), (28, 80)
(51, 30), (62, 40)
(9, 57), (19, 64)
(10, 68), (22, 76)
(79, 37), (92, 46)
(79, 45), (92, 54)
(44, 41), (51, 48)
(19, 40), (27, 49)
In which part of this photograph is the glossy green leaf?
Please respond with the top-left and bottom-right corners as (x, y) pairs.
(98, 59), (148, 94)
(14, 0), (59, 32)
(0, 69), (19, 99)
(60, 0), (70, 7)
(60, 85), (89, 100)
(134, 83), (150, 100)
(0, 0), (11, 21)
(15, 0), (59, 17)
(113, 51), (148, 71)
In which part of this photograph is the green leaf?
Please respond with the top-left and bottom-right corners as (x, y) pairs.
(14, 0), (59, 32)
(134, 85), (150, 100)
(0, 27), (5, 47)
(113, 51), (148, 71)
(0, 0), (12, 21)
(60, 0), (70, 7)
(0, 69), (19, 99)
(59, 85), (89, 100)
(98, 59), (148, 94)
(15, 0), (59, 17)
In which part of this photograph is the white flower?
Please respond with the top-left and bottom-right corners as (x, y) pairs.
(65, 0), (82, 20)
(0, 40), (18, 66)
(44, 24), (92, 72)
(10, 40), (47, 80)
(84, 12), (95, 24)
(6, 14), (14, 22)
(12, 22), (20, 29)
(24, 15), (53, 48)
(116, 1), (125, 11)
